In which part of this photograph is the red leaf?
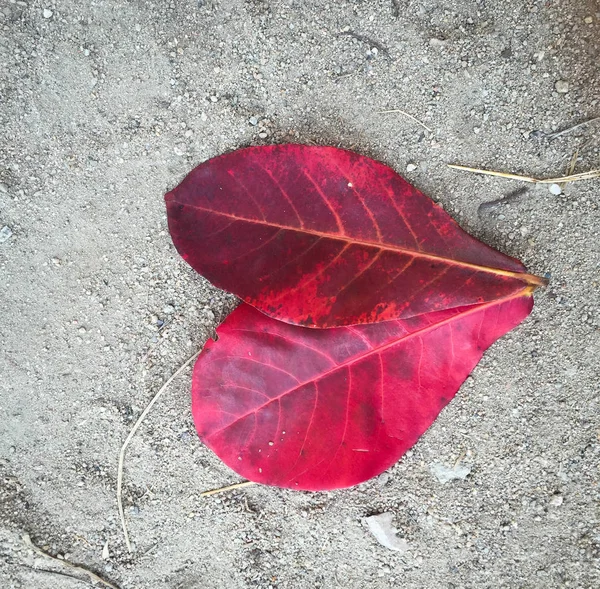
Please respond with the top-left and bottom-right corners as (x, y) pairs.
(166, 145), (544, 327)
(192, 291), (533, 491)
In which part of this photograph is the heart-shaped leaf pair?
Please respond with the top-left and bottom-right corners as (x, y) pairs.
(165, 145), (543, 491)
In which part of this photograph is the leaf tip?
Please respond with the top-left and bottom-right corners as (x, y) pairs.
(523, 273), (549, 295)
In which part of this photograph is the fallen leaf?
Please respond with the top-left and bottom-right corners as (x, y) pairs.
(192, 290), (532, 491)
(364, 513), (408, 552)
(166, 145), (545, 328)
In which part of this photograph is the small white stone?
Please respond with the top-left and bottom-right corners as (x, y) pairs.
(584, 16), (593, 24)
(43, 9), (53, 19)
(364, 513), (409, 552)
(549, 494), (563, 507)
(429, 38), (446, 48)
(430, 462), (472, 484)
(549, 183), (562, 195)
(406, 163), (417, 172)
(554, 80), (569, 93)
(0, 226), (12, 243)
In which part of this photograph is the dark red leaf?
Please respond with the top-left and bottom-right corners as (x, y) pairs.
(166, 145), (544, 327)
(192, 291), (533, 491)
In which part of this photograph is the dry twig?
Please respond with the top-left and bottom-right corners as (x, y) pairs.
(478, 187), (529, 217)
(22, 534), (120, 589)
(377, 109), (433, 133)
(544, 116), (600, 141)
(201, 481), (256, 497)
(448, 164), (600, 184)
(117, 349), (202, 552)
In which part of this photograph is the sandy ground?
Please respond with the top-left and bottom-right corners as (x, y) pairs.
(1, 1), (599, 587)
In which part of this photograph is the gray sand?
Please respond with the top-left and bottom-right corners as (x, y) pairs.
(1, 1), (599, 587)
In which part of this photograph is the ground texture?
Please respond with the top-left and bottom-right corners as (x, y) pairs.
(1, 1), (599, 587)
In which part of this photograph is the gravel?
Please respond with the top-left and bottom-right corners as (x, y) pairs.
(1, 1), (599, 588)
(0, 226), (12, 243)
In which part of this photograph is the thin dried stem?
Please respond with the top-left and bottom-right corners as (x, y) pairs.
(377, 109), (433, 133)
(448, 164), (600, 184)
(559, 146), (581, 189)
(545, 116), (600, 140)
(117, 349), (202, 552)
(201, 481), (256, 497)
(22, 534), (120, 589)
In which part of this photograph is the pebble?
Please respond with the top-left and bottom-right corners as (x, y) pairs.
(549, 183), (562, 196)
(430, 462), (472, 484)
(364, 513), (409, 552)
(429, 38), (446, 48)
(377, 472), (390, 486)
(0, 226), (12, 243)
(554, 80), (569, 93)
(163, 304), (175, 314)
(584, 16), (593, 24)
(43, 8), (53, 19)
(249, 116), (259, 126)
(406, 163), (417, 172)
(549, 494), (564, 507)
(0, 182), (7, 193)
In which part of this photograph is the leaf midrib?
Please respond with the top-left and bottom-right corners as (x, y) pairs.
(168, 197), (543, 286)
(204, 289), (530, 440)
